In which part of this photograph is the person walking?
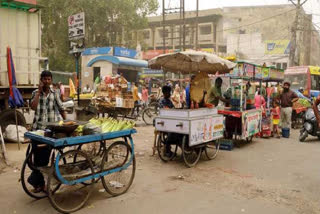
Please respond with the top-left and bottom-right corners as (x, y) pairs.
(279, 82), (298, 131)
(141, 85), (149, 107)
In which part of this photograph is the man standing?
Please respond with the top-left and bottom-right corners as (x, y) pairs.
(185, 75), (195, 108)
(28, 70), (66, 192)
(279, 82), (298, 130)
(208, 77), (229, 107)
(132, 82), (140, 114)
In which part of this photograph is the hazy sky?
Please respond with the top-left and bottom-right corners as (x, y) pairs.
(157, 0), (320, 27)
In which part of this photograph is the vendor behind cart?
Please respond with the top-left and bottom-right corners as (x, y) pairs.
(159, 85), (182, 156)
(28, 70), (66, 193)
(208, 77), (229, 107)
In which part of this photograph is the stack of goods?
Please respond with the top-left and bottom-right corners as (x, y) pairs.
(75, 117), (135, 136)
(293, 98), (311, 109)
(93, 75), (134, 109)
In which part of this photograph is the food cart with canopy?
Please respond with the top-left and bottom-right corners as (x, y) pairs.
(149, 50), (236, 167)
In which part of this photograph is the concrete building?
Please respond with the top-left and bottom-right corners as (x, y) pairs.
(138, 4), (320, 67)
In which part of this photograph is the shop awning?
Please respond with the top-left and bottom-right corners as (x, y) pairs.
(87, 55), (148, 68)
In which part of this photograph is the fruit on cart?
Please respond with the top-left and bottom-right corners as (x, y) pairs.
(78, 117), (136, 135)
(293, 98), (311, 109)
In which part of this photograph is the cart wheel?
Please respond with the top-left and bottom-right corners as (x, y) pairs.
(74, 142), (105, 185)
(156, 133), (178, 162)
(47, 150), (94, 214)
(20, 144), (47, 199)
(204, 140), (220, 160)
(246, 136), (253, 143)
(101, 141), (136, 197)
(181, 135), (202, 168)
(142, 107), (158, 125)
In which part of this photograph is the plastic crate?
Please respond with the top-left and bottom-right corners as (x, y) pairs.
(219, 139), (234, 151)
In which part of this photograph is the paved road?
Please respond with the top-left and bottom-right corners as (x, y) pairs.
(1, 126), (320, 214)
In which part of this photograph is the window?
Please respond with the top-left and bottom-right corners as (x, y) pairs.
(218, 46), (227, 53)
(282, 63), (288, 70)
(143, 30), (150, 39)
(199, 25), (212, 35)
(158, 29), (169, 38)
(276, 63), (281, 69)
(311, 75), (320, 90)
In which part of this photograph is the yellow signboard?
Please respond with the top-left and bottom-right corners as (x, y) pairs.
(265, 40), (290, 55)
(309, 66), (320, 75)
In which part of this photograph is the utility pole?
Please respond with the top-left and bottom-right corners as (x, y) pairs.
(162, 0), (166, 54)
(289, 0), (308, 66)
(195, 0), (199, 50)
(182, 0), (186, 51)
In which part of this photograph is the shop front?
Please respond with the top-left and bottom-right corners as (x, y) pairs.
(81, 47), (148, 91)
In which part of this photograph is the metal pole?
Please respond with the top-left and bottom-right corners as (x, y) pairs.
(14, 107), (20, 150)
(76, 54), (80, 103)
(182, 0), (186, 51)
(162, 0), (166, 54)
(195, 0), (199, 50)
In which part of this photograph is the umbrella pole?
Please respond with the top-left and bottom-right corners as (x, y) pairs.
(14, 107), (21, 150)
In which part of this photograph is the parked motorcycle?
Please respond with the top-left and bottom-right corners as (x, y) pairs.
(299, 107), (320, 142)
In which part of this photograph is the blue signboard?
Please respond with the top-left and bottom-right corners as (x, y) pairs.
(114, 47), (137, 59)
(82, 47), (112, 56)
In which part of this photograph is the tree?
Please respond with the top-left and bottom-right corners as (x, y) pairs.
(38, 0), (158, 72)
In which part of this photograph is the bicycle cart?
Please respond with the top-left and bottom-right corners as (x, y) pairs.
(21, 129), (136, 213)
(96, 104), (158, 125)
(155, 108), (224, 167)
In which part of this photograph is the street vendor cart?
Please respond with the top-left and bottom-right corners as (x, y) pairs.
(21, 121), (136, 213)
(92, 75), (157, 125)
(149, 50), (236, 167)
(218, 62), (262, 142)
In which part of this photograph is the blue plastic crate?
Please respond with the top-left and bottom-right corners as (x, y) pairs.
(219, 139), (234, 151)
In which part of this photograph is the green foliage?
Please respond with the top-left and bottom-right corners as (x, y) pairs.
(38, 0), (158, 72)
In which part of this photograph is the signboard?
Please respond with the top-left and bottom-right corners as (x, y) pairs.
(255, 66), (262, 79)
(265, 40), (290, 55)
(68, 12), (85, 40)
(243, 63), (254, 78)
(82, 47), (112, 56)
(242, 110), (261, 138)
(269, 68), (284, 79)
(190, 116), (224, 146)
(114, 47), (138, 59)
(262, 67), (269, 79)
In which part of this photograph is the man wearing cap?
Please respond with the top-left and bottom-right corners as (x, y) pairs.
(279, 82), (298, 130)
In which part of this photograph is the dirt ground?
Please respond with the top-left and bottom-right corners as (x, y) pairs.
(0, 125), (320, 214)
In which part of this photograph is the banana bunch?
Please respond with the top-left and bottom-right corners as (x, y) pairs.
(88, 117), (135, 134)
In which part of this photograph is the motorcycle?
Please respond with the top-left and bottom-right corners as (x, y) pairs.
(299, 107), (320, 142)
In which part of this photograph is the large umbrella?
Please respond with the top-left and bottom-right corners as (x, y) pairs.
(7, 46), (24, 150)
(7, 47), (24, 108)
(148, 50), (236, 74)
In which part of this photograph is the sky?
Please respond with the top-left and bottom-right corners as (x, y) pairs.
(156, 0), (320, 29)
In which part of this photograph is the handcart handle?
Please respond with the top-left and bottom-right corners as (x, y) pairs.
(157, 121), (164, 125)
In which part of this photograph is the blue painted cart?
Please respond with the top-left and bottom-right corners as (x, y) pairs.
(21, 129), (136, 214)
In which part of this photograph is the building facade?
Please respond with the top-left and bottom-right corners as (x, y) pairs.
(138, 4), (320, 67)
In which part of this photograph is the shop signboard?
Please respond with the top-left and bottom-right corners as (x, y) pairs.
(262, 67), (270, 79)
(114, 47), (138, 59)
(190, 116), (224, 146)
(242, 110), (261, 138)
(82, 47), (112, 56)
(243, 63), (255, 78)
(255, 66), (262, 79)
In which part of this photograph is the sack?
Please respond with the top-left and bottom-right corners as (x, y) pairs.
(4, 125), (27, 142)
